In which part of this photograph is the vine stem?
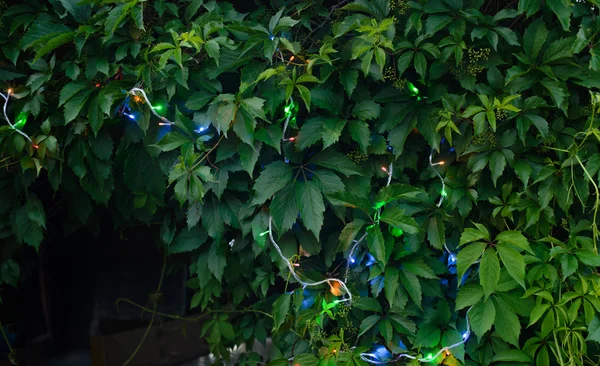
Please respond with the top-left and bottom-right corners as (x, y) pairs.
(116, 298), (273, 320)
(122, 250), (167, 366)
(0, 319), (13, 354)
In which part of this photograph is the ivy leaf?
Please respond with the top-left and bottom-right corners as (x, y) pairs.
(321, 118), (347, 148)
(87, 97), (104, 135)
(352, 101), (381, 120)
(480, 249), (501, 298)
(208, 241), (227, 282)
(296, 117), (327, 150)
(400, 269), (422, 308)
(470, 299), (496, 338)
(272, 293), (292, 332)
(169, 226), (208, 254)
(384, 266), (400, 307)
(560, 254), (578, 279)
(239, 141), (261, 177)
(155, 132), (189, 152)
(496, 245), (525, 289)
(457, 242), (486, 284)
(492, 350), (532, 363)
(310, 150), (362, 176)
(379, 207), (419, 234)
(348, 120), (370, 153)
(427, 215), (445, 250)
(186, 90), (215, 110)
(294, 181), (325, 238)
(586, 315), (600, 343)
(460, 227), (490, 246)
(456, 284), (484, 310)
(414, 52), (427, 80)
(397, 51), (414, 76)
(496, 231), (533, 254)
(340, 69), (358, 96)
(251, 161), (293, 205)
(339, 219), (365, 251)
(270, 185), (298, 235)
(489, 151), (506, 187)
(493, 296), (521, 346)
(367, 225), (386, 265)
(375, 184), (424, 208)
(358, 315), (381, 337)
(312, 170), (344, 194)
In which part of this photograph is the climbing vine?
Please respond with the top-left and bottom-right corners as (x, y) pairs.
(1, 0), (600, 365)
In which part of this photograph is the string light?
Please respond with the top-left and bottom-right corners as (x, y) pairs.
(0, 89), (37, 147)
(359, 307), (473, 364)
(267, 216), (353, 304)
(429, 149), (446, 207)
(125, 87), (175, 126)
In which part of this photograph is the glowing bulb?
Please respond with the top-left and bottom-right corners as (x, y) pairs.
(32, 144), (39, 149)
(381, 166), (388, 173)
(259, 230), (269, 237)
(269, 35), (275, 41)
(124, 113), (136, 120)
(289, 56), (295, 61)
(195, 126), (207, 133)
(153, 105), (163, 111)
(445, 350), (451, 356)
(287, 137), (295, 141)
(293, 263), (300, 267)
(425, 353), (433, 360)
(462, 332), (469, 340)
(284, 157), (290, 164)
(7, 88), (12, 94)
(441, 190), (448, 197)
(438, 161), (445, 165)
(95, 83), (101, 88)
(158, 122), (173, 126)
(449, 147), (455, 152)
(449, 254), (456, 264)
(350, 257), (355, 264)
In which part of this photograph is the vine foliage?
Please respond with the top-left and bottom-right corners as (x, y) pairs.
(1, 0), (600, 365)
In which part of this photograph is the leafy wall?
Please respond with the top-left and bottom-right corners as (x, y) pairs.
(1, 0), (600, 365)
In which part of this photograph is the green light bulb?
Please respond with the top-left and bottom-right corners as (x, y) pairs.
(441, 190), (448, 197)
(426, 353), (433, 360)
(153, 105), (163, 111)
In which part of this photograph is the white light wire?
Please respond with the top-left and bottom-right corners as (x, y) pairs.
(429, 149), (445, 207)
(0, 91), (35, 145)
(359, 307), (473, 364)
(128, 87), (174, 125)
(267, 216), (353, 303)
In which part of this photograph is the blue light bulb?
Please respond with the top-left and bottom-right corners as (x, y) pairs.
(462, 332), (469, 340)
(449, 254), (457, 264)
(195, 126), (207, 133)
(269, 35), (275, 41)
(124, 113), (135, 120)
(449, 147), (455, 152)
(350, 257), (355, 264)
(284, 157), (290, 164)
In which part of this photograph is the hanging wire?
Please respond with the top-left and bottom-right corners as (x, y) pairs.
(128, 87), (174, 125)
(267, 216), (353, 304)
(360, 307), (473, 364)
(0, 90), (36, 146)
(429, 149), (446, 207)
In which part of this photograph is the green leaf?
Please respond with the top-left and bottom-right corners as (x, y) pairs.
(352, 101), (381, 121)
(493, 297), (521, 346)
(492, 350), (532, 363)
(586, 315), (600, 343)
(494, 26), (520, 46)
(414, 52), (427, 80)
(169, 226), (208, 254)
(272, 293), (291, 332)
(87, 97), (104, 135)
(296, 84), (311, 111)
(426, 14), (453, 35)
(528, 303), (550, 327)
(340, 69), (359, 96)
(480, 249), (500, 298)
(251, 161), (293, 205)
(312, 170), (344, 194)
(400, 269), (422, 308)
(185, 90), (214, 110)
(396, 51), (414, 76)
(403, 258), (437, 279)
(384, 266), (400, 306)
(497, 245), (525, 289)
(239, 141), (261, 176)
(496, 231), (533, 254)
(456, 284), (484, 310)
(376, 184), (424, 208)
(470, 299), (496, 338)
(358, 315), (381, 337)
(65, 89), (93, 124)
(489, 151), (506, 187)
(321, 118), (347, 148)
(367, 226), (386, 265)
(270, 185), (298, 235)
(105, 3), (133, 38)
(380, 208), (419, 234)
(523, 18), (548, 61)
(460, 227), (489, 246)
(295, 181), (325, 238)
(338, 219), (366, 251)
(348, 120), (371, 153)
(296, 117), (326, 150)
(310, 150), (362, 176)
(457, 242), (486, 283)
(560, 254), (578, 279)
(155, 132), (190, 152)
(33, 32), (75, 62)
(0, 260), (20, 288)
(518, 0), (541, 17)
(59, 81), (89, 106)
(208, 242), (227, 281)
(354, 297), (382, 313)
(514, 160), (532, 189)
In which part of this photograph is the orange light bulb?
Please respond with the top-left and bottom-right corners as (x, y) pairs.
(288, 137), (295, 141)
(381, 166), (388, 173)
(7, 88), (13, 94)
